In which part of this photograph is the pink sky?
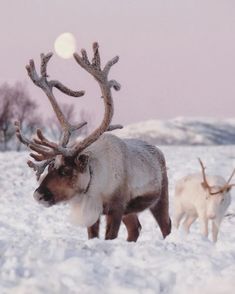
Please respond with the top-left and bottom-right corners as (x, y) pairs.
(0, 0), (235, 126)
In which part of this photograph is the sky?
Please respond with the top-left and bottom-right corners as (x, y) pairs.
(0, 0), (235, 126)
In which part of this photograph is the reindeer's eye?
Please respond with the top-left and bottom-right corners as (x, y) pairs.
(58, 166), (72, 177)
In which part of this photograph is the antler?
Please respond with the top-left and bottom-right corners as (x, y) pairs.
(221, 168), (235, 192)
(15, 53), (87, 177)
(15, 42), (123, 179)
(198, 158), (212, 192)
(15, 121), (54, 178)
(72, 42), (122, 154)
(198, 158), (235, 195)
(26, 53), (87, 147)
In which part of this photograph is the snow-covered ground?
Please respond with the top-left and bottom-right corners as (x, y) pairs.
(0, 146), (235, 294)
(113, 118), (235, 145)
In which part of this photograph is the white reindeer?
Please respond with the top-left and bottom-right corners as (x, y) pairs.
(174, 159), (235, 242)
(15, 42), (171, 241)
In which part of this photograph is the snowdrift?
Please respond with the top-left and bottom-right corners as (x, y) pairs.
(113, 117), (235, 145)
(0, 146), (235, 293)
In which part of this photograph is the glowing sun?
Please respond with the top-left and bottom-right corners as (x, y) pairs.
(54, 33), (76, 59)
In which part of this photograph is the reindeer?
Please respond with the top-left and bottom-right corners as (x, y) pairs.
(15, 43), (171, 241)
(174, 158), (234, 242)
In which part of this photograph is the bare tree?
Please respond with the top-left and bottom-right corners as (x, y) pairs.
(13, 83), (40, 151)
(13, 83), (36, 121)
(0, 84), (16, 150)
(0, 82), (40, 151)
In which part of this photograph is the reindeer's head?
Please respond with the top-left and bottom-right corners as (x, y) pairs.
(15, 42), (122, 207)
(33, 154), (91, 206)
(198, 158), (235, 219)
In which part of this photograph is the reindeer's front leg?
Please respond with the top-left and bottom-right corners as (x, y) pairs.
(122, 213), (142, 242)
(105, 211), (123, 240)
(87, 218), (100, 239)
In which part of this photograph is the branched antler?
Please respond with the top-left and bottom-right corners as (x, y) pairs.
(198, 158), (212, 192)
(15, 121), (63, 160)
(15, 53), (87, 177)
(26, 53), (87, 147)
(15, 42), (123, 179)
(107, 124), (123, 132)
(198, 158), (235, 195)
(27, 159), (53, 181)
(222, 168), (235, 192)
(72, 42), (122, 154)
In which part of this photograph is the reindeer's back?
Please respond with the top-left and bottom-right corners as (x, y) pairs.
(123, 138), (166, 198)
(175, 173), (227, 203)
(86, 134), (166, 199)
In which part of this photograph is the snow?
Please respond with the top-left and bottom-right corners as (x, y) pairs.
(113, 118), (235, 145)
(0, 146), (235, 294)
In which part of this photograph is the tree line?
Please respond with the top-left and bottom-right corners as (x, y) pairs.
(0, 82), (91, 151)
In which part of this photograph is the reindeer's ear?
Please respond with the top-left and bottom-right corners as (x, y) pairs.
(75, 154), (89, 173)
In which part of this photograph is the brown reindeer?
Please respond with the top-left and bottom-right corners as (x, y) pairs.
(15, 43), (171, 241)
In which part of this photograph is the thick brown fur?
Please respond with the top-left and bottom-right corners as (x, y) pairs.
(122, 214), (142, 242)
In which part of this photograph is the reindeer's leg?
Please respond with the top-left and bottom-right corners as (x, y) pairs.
(87, 218), (100, 239)
(150, 173), (171, 238)
(174, 212), (185, 230)
(182, 214), (197, 234)
(150, 200), (171, 238)
(173, 205), (185, 229)
(212, 220), (221, 243)
(122, 213), (142, 242)
(105, 211), (123, 240)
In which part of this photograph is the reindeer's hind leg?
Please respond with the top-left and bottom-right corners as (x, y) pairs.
(87, 218), (100, 239)
(122, 213), (142, 242)
(212, 218), (223, 242)
(150, 173), (171, 238)
(173, 204), (185, 229)
(182, 214), (197, 234)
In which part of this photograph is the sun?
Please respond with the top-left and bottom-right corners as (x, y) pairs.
(54, 33), (76, 59)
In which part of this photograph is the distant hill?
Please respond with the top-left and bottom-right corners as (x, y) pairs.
(113, 117), (235, 145)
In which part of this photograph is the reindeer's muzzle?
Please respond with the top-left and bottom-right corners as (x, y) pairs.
(33, 186), (55, 207)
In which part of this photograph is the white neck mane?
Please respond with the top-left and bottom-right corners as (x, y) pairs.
(69, 194), (103, 227)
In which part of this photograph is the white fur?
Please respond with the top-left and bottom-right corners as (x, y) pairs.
(34, 134), (166, 227)
(54, 155), (63, 169)
(174, 173), (231, 242)
(67, 134), (166, 227)
(84, 135), (163, 200)
(69, 194), (103, 227)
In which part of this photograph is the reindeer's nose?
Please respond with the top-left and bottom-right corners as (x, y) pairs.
(34, 186), (54, 206)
